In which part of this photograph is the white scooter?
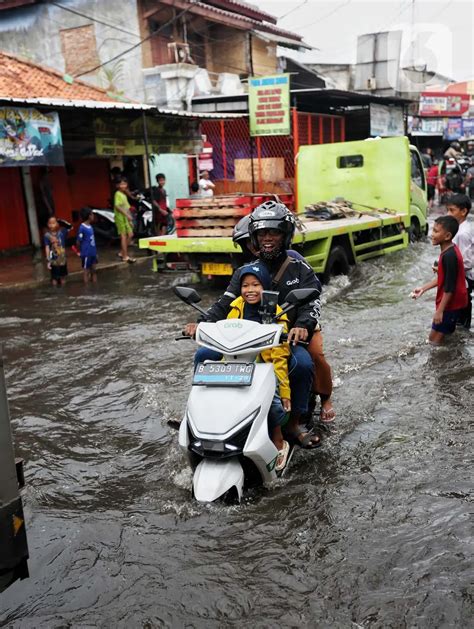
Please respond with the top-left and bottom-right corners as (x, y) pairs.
(174, 285), (319, 503)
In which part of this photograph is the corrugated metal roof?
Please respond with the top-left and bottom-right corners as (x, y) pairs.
(0, 95), (245, 118)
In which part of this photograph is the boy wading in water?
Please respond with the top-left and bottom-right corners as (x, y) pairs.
(114, 177), (136, 263)
(227, 264), (291, 471)
(446, 194), (473, 329)
(412, 216), (468, 344)
(77, 208), (98, 283)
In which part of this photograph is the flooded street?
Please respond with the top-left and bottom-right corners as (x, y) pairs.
(0, 239), (472, 628)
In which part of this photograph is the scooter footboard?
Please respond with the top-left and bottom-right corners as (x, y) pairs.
(193, 458), (244, 503)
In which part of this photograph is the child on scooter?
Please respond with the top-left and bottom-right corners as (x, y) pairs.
(227, 264), (291, 471)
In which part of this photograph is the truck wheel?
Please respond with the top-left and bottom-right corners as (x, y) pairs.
(408, 219), (421, 242)
(322, 245), (350, 283)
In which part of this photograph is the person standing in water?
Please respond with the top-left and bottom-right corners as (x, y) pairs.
(113, 177), (136, 263)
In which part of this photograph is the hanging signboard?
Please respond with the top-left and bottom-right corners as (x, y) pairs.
(443, 118), (463, 140)
(94, 115), (202, 156)
(0, 107), (64, 167)
(370, 103), (404, 136)
(249, 74), (290, 137)
(408, 116), (445, 136)
(419, 92), (470, 117)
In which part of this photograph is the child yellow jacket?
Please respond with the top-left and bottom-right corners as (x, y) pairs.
(227, 297), (291, 399)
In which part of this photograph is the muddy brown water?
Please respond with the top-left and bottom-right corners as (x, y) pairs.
(0, 238), (472, 628)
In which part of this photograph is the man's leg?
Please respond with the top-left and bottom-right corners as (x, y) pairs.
(194, 347), (222, 370)
(286, 346), (320, 446)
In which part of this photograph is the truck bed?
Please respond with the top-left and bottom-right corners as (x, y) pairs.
(139, 211), (404, 254)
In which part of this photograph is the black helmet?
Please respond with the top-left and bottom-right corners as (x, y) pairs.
(232, 215), (251, 245)
(248, 201), (295, 250)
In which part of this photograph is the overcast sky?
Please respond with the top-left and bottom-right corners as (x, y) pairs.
(259, 0), (473, 82)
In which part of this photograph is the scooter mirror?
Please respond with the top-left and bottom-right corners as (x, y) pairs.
(285, 288), (319, 305)
(173, 286), (202, 304)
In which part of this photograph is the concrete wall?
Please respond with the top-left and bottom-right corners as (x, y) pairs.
(0, 0), (144, 100)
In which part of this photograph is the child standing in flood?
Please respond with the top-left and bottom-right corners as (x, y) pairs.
(77, 207), (98, 284)
(412, 216), (468, 344)
(44, 216), (71, 286)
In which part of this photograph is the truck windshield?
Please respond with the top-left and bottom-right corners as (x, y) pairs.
(410, 151), (426, 190)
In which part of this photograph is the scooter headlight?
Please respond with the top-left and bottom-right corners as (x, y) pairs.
(187, 407), (260, 457)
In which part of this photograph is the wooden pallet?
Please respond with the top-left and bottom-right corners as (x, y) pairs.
(175, 218), (237, 229)
(176, 228), (234, 237)
(174, 207), (250, 219)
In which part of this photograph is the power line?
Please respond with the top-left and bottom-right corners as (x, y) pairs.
(51, 1), (141, 39)
(74, 6), (193, 78)
(278, 1), (308, 21)
(293, 0), (352, 31)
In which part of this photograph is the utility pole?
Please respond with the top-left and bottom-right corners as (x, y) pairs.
(247, 32), (256, 193)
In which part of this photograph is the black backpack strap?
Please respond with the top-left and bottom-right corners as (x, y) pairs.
(272, 256), (292, 287)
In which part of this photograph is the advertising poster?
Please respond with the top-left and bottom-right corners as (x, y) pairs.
(370, 103), (404, 136)
(443, 118), (463, 140)
(408, 116), (445, 136)
(0, 107), (64, 167)
(419, 93), (470, 117)
(249, 74), (290, 137)
(461, 118), (474, 139)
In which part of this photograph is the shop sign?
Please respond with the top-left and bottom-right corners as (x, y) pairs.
(370, 103), (404, 136)
(249, 74), (290, 137)
(198, 135), (214, 171)
(408, 116), (445, 136)
(419, 92), (470, 117)
(94, 116), (202, 156)
(0, 107), (64, 167)
(443, 118), (463, 140)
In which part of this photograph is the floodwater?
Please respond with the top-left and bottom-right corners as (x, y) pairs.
(0, 237), (472, 628)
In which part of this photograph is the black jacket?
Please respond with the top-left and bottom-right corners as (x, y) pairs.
(200, 255), (322, 335)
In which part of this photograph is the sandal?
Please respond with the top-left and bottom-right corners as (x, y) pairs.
(320, 405), (336, 424)
(275, 440), (290, 471)
(289, 426), (321, 449)
(124, 257), (136, 263)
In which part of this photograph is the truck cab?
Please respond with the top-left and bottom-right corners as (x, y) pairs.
(297, 136), (428, 237)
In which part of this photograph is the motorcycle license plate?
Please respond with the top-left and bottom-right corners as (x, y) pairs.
(193, 362), (254, 386)
(201, 262), (233, 276)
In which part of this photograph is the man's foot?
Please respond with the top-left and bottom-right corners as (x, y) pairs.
(288, 427), (321, 449)
(320, 403), (336, 424)
(275, 440), (290, 471)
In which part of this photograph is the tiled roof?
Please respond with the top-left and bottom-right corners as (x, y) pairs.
(0, 50), (123, 102)
(193, 1), (305, 44)
(203, 0), (277, 24)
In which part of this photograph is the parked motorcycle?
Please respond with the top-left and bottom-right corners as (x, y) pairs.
(173, 285), (319, 503)
(91, 193), (175, 243)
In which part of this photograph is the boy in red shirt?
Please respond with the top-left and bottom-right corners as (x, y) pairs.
(412, 216), (468, 344)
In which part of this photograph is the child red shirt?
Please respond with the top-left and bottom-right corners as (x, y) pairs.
(436, 244), (468, 310)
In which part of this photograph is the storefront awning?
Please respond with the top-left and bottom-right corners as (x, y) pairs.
(0, 96), (245, 119)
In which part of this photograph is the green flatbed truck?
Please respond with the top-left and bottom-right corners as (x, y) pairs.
(139, 137), (428, 281)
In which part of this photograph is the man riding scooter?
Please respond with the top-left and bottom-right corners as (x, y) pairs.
(185, 201), (323, 448)
(232, 213), (336, 425)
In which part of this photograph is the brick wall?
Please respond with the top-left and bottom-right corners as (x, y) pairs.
(60, 24), (100, 77)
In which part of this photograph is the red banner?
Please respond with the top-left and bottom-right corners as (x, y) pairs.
(419, 92), (470, 117)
